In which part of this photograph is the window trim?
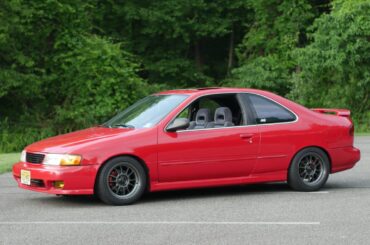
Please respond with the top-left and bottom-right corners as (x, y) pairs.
(164, 92), (299, 133)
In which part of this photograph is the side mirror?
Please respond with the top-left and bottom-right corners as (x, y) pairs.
(167, 118), (190, 132)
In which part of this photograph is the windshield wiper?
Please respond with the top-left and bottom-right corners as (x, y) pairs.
(111, 124), (135, 129)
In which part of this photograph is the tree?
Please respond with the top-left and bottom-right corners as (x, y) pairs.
(0, 0), (369, 152)
(225, 0), (317, 95)
(0, 0), (150, 129)
(0, 0), (151, 151)
(96, 0), (251, 87)
(290, 0), (370, 123)
(53, 35), (150, 130)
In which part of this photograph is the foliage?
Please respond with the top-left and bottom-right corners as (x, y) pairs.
(0, 0), (154, 150)
(53, 35), (151, 130)
(226, 0), (317, 95)
(0, 119), (55, 153)
(290, 0), (370, 125)
(97, 0), (252, 86)
(0, 0), (369, 152)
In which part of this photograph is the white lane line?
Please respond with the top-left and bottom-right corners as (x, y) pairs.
(308, 191), (329, 194)
(0, 221), (320, 225)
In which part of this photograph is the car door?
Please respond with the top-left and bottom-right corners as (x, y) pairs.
(157, 93), (260, 183)
(241, 93), (298, 175)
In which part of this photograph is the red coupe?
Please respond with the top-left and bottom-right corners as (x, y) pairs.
(13, 88), (361, 205)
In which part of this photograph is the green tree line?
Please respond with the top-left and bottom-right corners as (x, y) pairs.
(0, 0), (369, 152)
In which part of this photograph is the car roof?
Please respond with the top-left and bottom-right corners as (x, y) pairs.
(155, 87), (270, 96)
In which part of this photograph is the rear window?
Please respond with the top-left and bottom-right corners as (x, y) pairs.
(248, 94), (296, 124)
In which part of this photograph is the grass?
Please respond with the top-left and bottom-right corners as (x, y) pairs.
(0, 153), (20, 174)
(355, 132), (370, 136)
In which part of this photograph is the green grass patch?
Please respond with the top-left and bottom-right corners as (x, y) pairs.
(0, 153), (20, 174)
(355, 132), (370, 136)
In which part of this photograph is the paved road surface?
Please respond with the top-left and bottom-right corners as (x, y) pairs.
(0, 137), (369, 245)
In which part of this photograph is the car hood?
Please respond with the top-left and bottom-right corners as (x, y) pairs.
(26, 127), (134, 154)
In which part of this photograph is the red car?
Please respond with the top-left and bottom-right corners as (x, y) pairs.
(13, 88), (360, 205)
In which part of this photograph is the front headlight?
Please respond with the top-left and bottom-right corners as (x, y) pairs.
(43, 154), (82, 166)
(20, 150), (26, 162)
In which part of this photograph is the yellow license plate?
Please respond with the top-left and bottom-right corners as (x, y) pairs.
(21, 169), (31, 185)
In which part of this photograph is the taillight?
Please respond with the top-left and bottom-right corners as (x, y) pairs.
(349, 123), (354, 136)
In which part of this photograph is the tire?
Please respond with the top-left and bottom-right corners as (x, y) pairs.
(288, 147), (330, 191)
(96, 156), (147, 205)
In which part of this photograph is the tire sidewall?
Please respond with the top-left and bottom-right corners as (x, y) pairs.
(288, 147), (330, 191)
(96, 157), (147, 205)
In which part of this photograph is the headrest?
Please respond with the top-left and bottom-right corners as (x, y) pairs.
(214, 107), (233, 124)
(196, 108), (211, 125)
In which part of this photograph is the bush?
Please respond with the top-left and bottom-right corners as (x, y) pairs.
(52, 35), (155, 131)
(0, 119), (55, 153)
(290, 0), (370, 121)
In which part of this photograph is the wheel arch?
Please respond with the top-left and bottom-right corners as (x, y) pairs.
(288, 145), (333, 175)
(94, 154), (150, 194)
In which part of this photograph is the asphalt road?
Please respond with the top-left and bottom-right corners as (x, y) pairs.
(0, 137), (369, 245)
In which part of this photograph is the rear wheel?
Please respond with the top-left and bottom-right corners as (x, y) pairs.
(288, 147), (330, 191)
(96, 156), (147, 205)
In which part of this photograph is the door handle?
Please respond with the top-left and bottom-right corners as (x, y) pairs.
(240, 134), (254, 143)
(240, 133), (254, 139)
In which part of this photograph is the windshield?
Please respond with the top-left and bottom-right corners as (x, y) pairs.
(103, 94), (188, 129)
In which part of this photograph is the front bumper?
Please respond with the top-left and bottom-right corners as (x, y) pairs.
(13, 162), (99, 195)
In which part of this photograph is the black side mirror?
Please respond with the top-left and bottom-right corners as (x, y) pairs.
(167, 118), (190, 132)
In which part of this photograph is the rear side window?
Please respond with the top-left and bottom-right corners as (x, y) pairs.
(248, 94), (296, 124)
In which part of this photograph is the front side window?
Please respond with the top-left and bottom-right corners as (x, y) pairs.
(172, 93), (244, 130)
(104, 95), (188, 129)
(248, 94), (296, 124)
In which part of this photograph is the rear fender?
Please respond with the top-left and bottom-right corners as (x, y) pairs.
(312, 108), (354, 148)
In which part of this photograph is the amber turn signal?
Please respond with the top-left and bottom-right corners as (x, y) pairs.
(54, 181), (64, 189)
(60, 155), (82, 166)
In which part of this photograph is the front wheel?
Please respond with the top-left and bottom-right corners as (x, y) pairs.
(96, 157), (147, 205)
(288, 147), (330, 191)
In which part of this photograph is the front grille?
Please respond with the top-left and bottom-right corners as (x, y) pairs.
(26, 152), (45, 164)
